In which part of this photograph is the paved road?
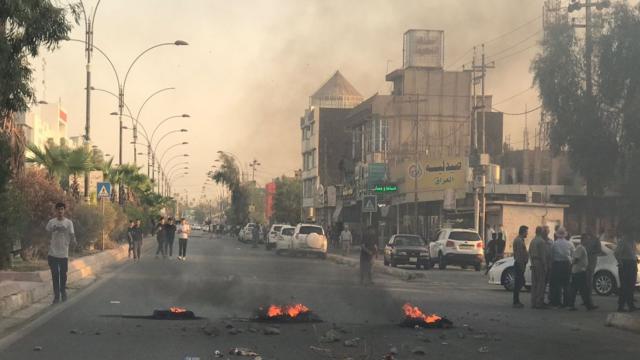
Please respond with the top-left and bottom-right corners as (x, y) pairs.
(1, 233), (638, 360)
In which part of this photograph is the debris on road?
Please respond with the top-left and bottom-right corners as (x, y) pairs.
(33, 346), (43, 351)
(343, 337), (360, 347)
(228, 328), (243, 335)
(457, 332), (466, 339)
(200, 322), (220, 337)
(309, 345), (332, 355)
(320, 329), (342, 343)
(69, 329), (80, 335)
(152, 307), (196, 320)
(412, 346), (427, 355)
(229, 347), (259, 356)
(389, 346), (399, 355)
(401, 303), (453, 329)
(254, 303), (321, 323)
(213, 350), (223, 358)
(478, 346), (490, 353)
(263, 326), (281, 335)
(109, 300), (121, 304)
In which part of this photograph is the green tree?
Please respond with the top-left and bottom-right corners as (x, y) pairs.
(272, 176), (302, 225)
(210, 153), (249, 225)
(532, 14), (618, 230)
(0, 0), (78, 121)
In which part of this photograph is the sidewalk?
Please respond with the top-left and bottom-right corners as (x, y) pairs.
(0, 240), (142, 318)
(326, 245), (427, 281)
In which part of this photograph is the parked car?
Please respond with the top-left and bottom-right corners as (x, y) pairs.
(383, 234), (431, 269)
(429, 228), (484, 271)
(291, 224), (328, 258)
(266, 224), (287, 250)
(192, 224), (202, 231)
(487, 241), (640, 296)
(239, 223), (257, 243)
(275, 226), (296, 255)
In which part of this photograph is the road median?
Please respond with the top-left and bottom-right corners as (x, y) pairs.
(605, 312), (640, 334)
(326, 253), (426, 281)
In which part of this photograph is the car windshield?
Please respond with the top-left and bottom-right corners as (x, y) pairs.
(273, 226), (283, 232)
(282, 228), (294, 236)
(394, 236), (424, 246)
(299, 226), (324, 235)
(449, 231), (481, 241)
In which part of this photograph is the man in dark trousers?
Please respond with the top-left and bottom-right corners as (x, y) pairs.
(550, 227), (574, 308)
(164, 217), (177, 258)
(252, 224), (260, 248)
(155, 217), (166, 259)
(568, 234), (597, 311)
(615, 234), (638, 312)
(132, 219), (143, 261)
(45, 202), (76, 303)
(360, 226), (378, 285)
(529, 226), (548, 309)
(512, 225), (529, 308)
(582, 232), (602, 301)
(127, 220), (135, 259)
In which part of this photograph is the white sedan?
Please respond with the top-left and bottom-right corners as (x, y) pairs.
(488, 242), (640, 296)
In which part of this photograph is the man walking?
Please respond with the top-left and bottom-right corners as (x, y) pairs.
(568, 235), (597, 311)
(132, 219), (143, 261)
(176, 218), (191, 260)
(340, 225), (353, 256)
(615, 234), (638, 312)
(45, 202), (75, 304)
(550, 227), (574, 308)
(155, 217), (166, 258)
(582, 233), (601, 299)
(127, 220), (135, 259)
(252, 223), (260, 248)
(164, 217), (177, 258)
(529, 226), (548, 309)
(512, 225), (529, 308)
(543, 225), (553, 305)
(484, 235), (496, 275)
(360, 226), (378, 285)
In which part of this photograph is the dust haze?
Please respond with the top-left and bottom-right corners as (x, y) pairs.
(40, 0), (546, 191)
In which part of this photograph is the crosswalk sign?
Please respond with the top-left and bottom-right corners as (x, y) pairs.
(362, 195), (377, 213)
(97, 182), (111, 199)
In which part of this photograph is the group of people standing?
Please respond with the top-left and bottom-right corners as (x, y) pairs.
(512, 224), (637, 312)
(126, 219), (144, 261)
(154, 217), (192, 260)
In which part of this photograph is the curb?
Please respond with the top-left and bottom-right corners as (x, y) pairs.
(605, 312), (640, 334)
(326, 254), (426, 281)
(0, 242), (134, 317)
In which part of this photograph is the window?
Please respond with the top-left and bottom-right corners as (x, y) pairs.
(303, 178), (316, 198)
(371, 117), (388, 153)
(394, 235), (425, 246)
(298, 226), (324, 235)
(449, 231), (481, 241)
(303, 150), (317, 171)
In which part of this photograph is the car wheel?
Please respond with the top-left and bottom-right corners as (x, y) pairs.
(594, 271), (616, 296)
(438, 253), (447, 270)
(502, 267), (515, 291)
(474, 264), (481, 272)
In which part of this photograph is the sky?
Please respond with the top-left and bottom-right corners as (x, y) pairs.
(35, 0), (567, 199)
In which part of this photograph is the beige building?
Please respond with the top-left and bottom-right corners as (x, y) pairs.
(16, 101), (70, 149)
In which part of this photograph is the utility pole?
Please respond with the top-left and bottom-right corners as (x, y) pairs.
(413, 92), (420, 235)
(249, 159), (261, 182)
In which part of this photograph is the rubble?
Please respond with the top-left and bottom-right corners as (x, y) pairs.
(309, 345), (332, 355)
(229, 347), (259, 356)
(389, 346), (399, 355)
(69, 329), (80, 335)
(263, 326), (281, 335)
(228, 328), (243, 335)
(200, 323), (220, 337)
(213, 350), (223, 358)
(412, 346), (427, 355)
(343, 337), (360, 347)
(33, 346), (43, 351)
(320, 329), (341, 343)
(478, 346), (489, 353)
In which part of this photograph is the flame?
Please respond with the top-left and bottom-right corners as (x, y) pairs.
(170, 306), (187, 314)
(266, 304), (310, 318)
(402, 303), (442, 324)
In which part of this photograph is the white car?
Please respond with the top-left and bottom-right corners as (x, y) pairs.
(429, 228), (484, 271)
(291, 224), (328, 258)
(266, 224), (288, 250)
(275, 226), (295, 254)
(488, 241), (640, 296)
(240, 223), (257, 243)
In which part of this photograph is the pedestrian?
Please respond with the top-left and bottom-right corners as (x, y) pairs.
(614, 234), (638, 312)
(495, 228), (506, 260)
(543, 225), (553, 305)
(132, 219), (143, 261)
(155, 217), (166, 259)
(164, 217), (177, 258)
(529, 226), (548, 309)
(550, 227), (574, 308)
(568, 234), (598, 311)
(176, 218), (191, 261)
(252, 223), (260, 248)
(485, 224), (495, 246)
(512, 225), (529, 308)
(45, 202), (76, 304)
(127, 220), (135, 259)
(497, 224), (508, 245)
(360, 226), (378, 285)
(340, 225), (353, 256)
(484, 235), (496, 275)
(582, 233), (602, 301)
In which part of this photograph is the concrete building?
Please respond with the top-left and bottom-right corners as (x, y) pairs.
(300, 71), (363, 223)
(15, 101), (69, 149)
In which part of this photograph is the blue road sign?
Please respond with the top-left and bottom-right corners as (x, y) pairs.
(97, 182), (112, 199)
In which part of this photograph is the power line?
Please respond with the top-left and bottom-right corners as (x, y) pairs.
(493, 104), (542, 115)
(491, 43), (539, 63)
(486, 30), (543, 61)
(493, 87), (536, 106)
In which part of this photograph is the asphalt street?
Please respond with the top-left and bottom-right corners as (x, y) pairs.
(1, 232), (638, 360)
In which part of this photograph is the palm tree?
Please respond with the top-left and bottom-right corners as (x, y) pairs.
(25, 143), (68, 180)
(66, 147), (94, 200)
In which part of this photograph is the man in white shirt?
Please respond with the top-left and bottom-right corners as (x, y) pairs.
(45, 202), (76, 303)
(176, 218), (191, 261)
(550, 227), (574, 307)
(339, 225), (353, 256)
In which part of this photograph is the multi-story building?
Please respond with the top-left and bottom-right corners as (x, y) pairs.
(16, 101), (69, 149)
(300, 71), (363, 223)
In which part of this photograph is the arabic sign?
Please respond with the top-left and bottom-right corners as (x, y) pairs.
(374, 184), (398, 193)
(392, 157), (468, 192)
(403, 30), (444, 69)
